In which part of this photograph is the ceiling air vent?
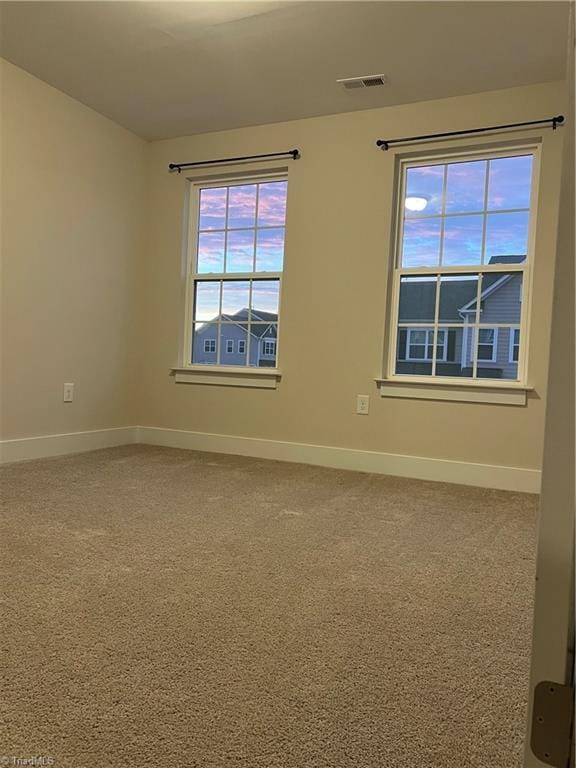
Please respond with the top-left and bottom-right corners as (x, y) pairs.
(337, 74), (388, 91)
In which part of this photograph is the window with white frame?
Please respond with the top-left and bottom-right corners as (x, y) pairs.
(509, 327), (520, 362)
(187, 177), (287, 368)
(402, 328), (448, 361)
(475, 328), (498, 363)
(389, 148), (536, 382)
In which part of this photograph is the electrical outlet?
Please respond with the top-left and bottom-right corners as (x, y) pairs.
(63, 383), (74, 403)
(356, 394), (370, 415)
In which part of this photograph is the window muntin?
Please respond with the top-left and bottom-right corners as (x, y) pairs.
(189, 178), (287, 367)
(391, 149), (536, 383)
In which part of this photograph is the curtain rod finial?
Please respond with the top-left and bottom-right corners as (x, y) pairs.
(376, 140), (389, 151)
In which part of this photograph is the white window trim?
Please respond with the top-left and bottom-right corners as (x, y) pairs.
(473, 327), (498, 365)
(262, 339), (277, 357)
(237, 339), (246, 354)
(177, 171), (287, 387)
(509, 327), (520, 363)
(405, 328), (448, 362)
(381, 142), (540, 401)
(204, 339), (216, 354)
(225, 339), (235, 354)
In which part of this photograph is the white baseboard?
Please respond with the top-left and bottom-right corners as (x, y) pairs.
(0, 426), (137, 464)
(136, 426), (541, 493)
(0, 424), (540, 493)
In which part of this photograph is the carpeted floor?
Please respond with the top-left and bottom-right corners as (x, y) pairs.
(0, 445), (538, 768)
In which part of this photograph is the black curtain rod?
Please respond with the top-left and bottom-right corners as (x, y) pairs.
(168, 149), (300, 173)
(376, 115), (565, 151)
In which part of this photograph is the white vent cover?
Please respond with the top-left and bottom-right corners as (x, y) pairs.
(337, 74), (388, 90)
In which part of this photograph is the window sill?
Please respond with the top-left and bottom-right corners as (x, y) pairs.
(375, 377), (533, 405)
(172, 366), (282, 389)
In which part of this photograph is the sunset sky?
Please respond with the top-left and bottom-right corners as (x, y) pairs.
(402, 154), (533, 267)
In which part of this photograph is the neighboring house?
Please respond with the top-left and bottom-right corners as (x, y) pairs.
(193, 309), (278, 367)
(397, 256), (523, 379)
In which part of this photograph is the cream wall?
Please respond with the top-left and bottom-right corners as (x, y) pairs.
(0, 60), (146, 440)
(140, 81), (565, 471)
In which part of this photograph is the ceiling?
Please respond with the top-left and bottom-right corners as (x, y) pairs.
(0, 1), (570, 141)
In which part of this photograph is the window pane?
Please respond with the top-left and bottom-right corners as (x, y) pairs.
(257, 181), (287, 226)
(398, 276), (436, 323)
(471, 327), (519, 380)
(226, 230), (255, 273)
(485, 211), (530, 263)
(478, 328), (494, 343)
(487, 155), (533, 211)
(199, 187), (227, 231)
(439, 274), (479, 324)
(470, 327), (518, 379)
(194, 281), (221, 322)
(219, 325), (248, 366)
(442, 214), (483, 266)
(445, 160), (486, 214)
(255, 227), (285, 272)
(227, 184), (257, 229)
(192, 323), (218, 364)
(251, 280), (279, 319)
(404, 165), (444, 216)
(478, 272), (523, 325)
(395, 327), (432, 375)
(197, 231), (225, 273)
(252, 324), (278, 367)
(434, 326), (474, 379)
(401, 218), (441, 267)
(221, 281), (250, 318)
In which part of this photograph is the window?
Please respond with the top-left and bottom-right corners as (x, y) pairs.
(474, 328), (498, 363)
(262, 339), (277, 357)
(188, 177), (287, 368)
(509, 328), (520, 362)
(403, 328), (447, 361)
(389, 149), (536, 383)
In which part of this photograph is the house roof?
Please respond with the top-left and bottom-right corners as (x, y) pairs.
(197, 309), (278, 339)
(398, 255), (525, 323)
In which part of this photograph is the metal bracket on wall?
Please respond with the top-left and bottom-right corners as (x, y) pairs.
(531, 681), (574, 767)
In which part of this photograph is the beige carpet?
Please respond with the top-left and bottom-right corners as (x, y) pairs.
(0, 445), (538, 768)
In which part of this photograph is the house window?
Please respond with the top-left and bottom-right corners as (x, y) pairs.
(188, 177), (287, 367)
(509, 328), (520, 362)
(262, 340), (277, 357)
(474, 328), (498, 363)
(389, 148), (537, 382)
(405, 328), (447, 361)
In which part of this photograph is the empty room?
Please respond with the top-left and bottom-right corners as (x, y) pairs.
(1, 2), (574, 767)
